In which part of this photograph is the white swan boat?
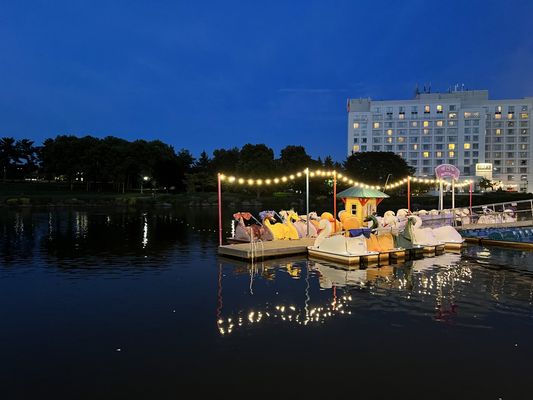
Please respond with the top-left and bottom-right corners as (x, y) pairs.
(432, 225), (465, 251)
(307, 220), (379, 265)
(408, 216), (447, 255)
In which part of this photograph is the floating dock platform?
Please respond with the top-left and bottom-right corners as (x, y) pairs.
(307, 248), (380, 266)
(218, 239), (442, 266)
(218, 238), (315, 260)
(464, 237), (533, 250)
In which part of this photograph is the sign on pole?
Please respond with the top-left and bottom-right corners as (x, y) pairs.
(435, 164), (460, 211)
(435, 164), (461, 180)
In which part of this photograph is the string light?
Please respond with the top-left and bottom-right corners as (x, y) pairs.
(218, 169), (474, 188)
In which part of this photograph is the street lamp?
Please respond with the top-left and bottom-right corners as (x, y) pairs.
(141, 175), (149, 194)
(383, 174), (392, 192)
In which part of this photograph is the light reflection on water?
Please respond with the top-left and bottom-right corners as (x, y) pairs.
(1, 208), (533, 396)
(215, 253), (523, 336)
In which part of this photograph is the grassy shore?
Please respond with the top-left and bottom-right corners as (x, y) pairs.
(1, 181), (532, 211)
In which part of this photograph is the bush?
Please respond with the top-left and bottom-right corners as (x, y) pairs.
(5, 197), (31, 205)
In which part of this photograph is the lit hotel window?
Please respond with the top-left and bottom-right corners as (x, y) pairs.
(496, 105), (502, 112)
(464, 143), (471, 149)
(508, 113), (514, 119)
(411, 121), (418, 127)
(448, 143), (456, 150)
(423, 152), (430, 158)
(413, 144), (418, 150)
(449, 151), (455, 157)
(423, 128), (429, 135)
(436, 151), (443, 157)
(387, 137), (393, 143)
(373, 122), (380, 129)
(437, 105), (443, 113)
(496, 129), (501, 135)
(353, 145), (360, 152)
(436, 120), (443, 127)
(424, 105), (430, 113)
(387, 129), (393, 135)
(353, 122), (359, 129)
(399, 113), (405, 120)
(495, 114), (502, 119)
(448, 112), (457, 119)
(423, 121), (429, 127)
(521, 113), (529, 119)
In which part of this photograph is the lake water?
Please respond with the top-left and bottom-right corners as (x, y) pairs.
(1, 208), (532, 398)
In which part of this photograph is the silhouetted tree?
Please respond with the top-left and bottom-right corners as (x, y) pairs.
(343, 152), (415, 185)
(211, 147), (240, 175)
(237, 144), (275, 176)
(187, 150), (214, 192)
(0, 137), (19, 181)
(279, 145), (313, 171)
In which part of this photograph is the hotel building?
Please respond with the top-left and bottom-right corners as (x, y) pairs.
(347, 90), (533, 192)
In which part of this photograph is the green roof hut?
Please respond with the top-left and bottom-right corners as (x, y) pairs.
(336, 187), (389, 226)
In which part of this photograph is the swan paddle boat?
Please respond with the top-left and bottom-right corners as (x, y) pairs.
(307, 219), (379, 265)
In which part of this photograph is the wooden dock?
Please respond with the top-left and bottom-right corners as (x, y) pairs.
(218, 239), (439, 265)
(218, 238), (316, 260)
(464, 237), (533, 250)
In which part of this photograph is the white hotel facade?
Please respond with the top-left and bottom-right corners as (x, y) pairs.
(347, 90), (533, 192)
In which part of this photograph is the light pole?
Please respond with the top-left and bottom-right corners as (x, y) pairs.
(141, 175), (149, 194)
(383, 173), (392, 192)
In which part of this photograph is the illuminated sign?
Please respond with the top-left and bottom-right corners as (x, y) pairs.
(475, 163), (493, 179)
(435, 164), (460, 179)
(475, 163), (493, 172)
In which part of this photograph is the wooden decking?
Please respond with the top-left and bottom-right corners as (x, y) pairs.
(218, 238), (315, 260)
(218, 238), (441, 264)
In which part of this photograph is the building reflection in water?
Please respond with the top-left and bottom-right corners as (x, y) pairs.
(14, 212), (24, 236)
(75, 211), (88, 240)
(216, 253), (477, 336)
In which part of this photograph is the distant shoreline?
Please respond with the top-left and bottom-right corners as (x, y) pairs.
(2, 182), (531, 212)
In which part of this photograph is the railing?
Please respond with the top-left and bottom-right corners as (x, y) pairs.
(414, 199), (533, 229)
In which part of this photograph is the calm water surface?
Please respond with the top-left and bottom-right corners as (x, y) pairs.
(1, 208), (532, 398)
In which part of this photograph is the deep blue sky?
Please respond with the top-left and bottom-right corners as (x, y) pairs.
(1, 0), (533, 161)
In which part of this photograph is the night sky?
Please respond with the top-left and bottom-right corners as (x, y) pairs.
(1, 0), (533, 161)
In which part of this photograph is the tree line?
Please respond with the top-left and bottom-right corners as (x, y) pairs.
(0, 135), (415, 194)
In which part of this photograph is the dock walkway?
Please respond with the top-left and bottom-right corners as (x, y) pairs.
(218, 238), (315, 260)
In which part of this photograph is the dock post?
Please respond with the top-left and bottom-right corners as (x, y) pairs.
(306, 168), (310, 236)
(439, 179), (443, 210)
(407, 176), (411, 212)
(469, 180), (473, 214)
(452, 179), (455, 210)
(218, 173), (222, 246)
(333, 170), (337, 232)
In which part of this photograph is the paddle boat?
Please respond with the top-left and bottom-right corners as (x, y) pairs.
(406, 215), (446, 255)
(363, 214), (407, 262)
(307, 219), (379, 265)
(280, 209), (318, 238)
(229, 212), (272, 243)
